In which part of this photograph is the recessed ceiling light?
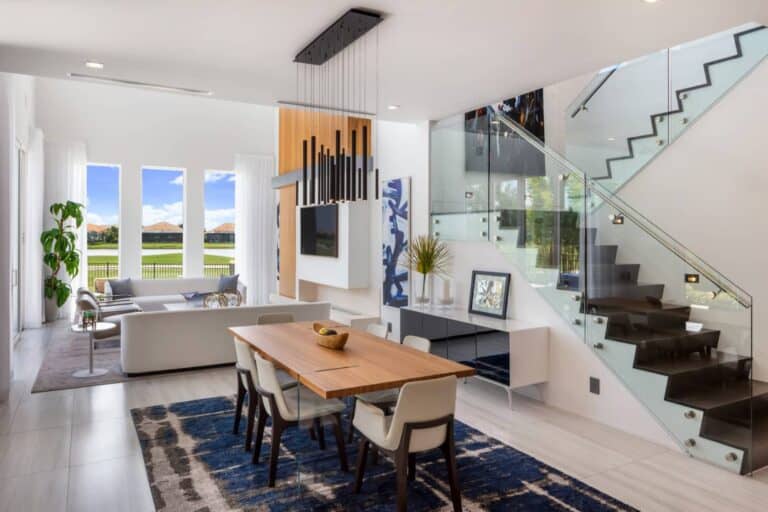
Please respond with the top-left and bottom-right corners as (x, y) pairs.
(643, 0), (658, 3)
(387, 104), (400, 110)
(608, 137), (616, 141)
(84, 61), (104, 70)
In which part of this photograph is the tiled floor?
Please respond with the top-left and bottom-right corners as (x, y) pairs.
(0, 324), (767, 511)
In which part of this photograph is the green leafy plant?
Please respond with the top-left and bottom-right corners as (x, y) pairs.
(404, 235), (451, 301)
(41, 201), (84, 307)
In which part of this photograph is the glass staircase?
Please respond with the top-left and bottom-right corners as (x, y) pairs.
(429, 46), (764, 472)
(566, 22), (767, 196)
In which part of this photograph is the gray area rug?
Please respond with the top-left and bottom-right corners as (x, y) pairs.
(31, 328), (228, 393)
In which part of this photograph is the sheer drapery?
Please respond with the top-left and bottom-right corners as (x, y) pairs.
(43, 139), (87, 318)
(234, 154), (276, 305)
(22, 129), (45, 327)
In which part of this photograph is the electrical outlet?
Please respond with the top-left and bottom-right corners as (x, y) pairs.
(589, 377), (600, 395)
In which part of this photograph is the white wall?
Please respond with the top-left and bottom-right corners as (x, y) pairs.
(35, 78), (275, 279)
(616, 59), (768, 379)
(0, 73), (36, 402)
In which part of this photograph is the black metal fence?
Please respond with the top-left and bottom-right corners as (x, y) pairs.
(88, 263), (235, 289)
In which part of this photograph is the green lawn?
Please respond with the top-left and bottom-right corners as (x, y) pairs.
(88, 254), (233, 265)
(87, 242), (235, 249)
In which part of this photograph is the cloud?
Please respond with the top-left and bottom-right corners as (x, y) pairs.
(142, 201), (183, 226)
(204, 208), (235, 230)
(205, 171), (235, 183)
(87, 211), (118, 226)
(170, 174), (184, 186)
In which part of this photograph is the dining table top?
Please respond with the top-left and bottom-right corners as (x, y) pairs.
(229, 321), (476, 399)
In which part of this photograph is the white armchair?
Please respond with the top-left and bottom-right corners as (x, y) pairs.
(352, 375), (462, 512)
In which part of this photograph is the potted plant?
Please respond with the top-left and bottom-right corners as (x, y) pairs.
(41, 201), (84, 322)
(404, 235), (451, 304)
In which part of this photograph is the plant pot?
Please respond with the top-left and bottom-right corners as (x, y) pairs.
(45, 297), (59, 323)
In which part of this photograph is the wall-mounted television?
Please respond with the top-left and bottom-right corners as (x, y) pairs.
(300, 204), (339, 257)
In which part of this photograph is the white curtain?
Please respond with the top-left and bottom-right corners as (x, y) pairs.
(234, 154), (276, 305)
(22, 129), (45, 328)
(43, 139), (88, 318)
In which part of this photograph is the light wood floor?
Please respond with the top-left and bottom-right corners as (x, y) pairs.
(1, 323), (766, 512)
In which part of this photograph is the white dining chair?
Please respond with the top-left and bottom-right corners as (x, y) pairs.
(366, 323), (389, 339)
(347, 334), (432, 443)
(232, 339), (296, 452)
(252, 353), (349, 486)
(353, 375), (461, 512)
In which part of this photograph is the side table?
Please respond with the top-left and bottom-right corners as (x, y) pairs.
(71, 321), (114, 378)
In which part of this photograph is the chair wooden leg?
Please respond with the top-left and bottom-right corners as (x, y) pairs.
(354, 438), (369, 493)
(252, 406), (267, 464)
(441, 428), (462, 512)
(408, 453), (416, 481)
(347, 399), (357, 443)
(233, 376), (245, 434)
(371, 445), (380, 465)
(244, 394), (257, 451)
(330, 413), (349, 472)
(314, 418), (326, 450)
(268, 423), (283, 487)
(309, 424), (317, 440)
(395, 451), (409, 512)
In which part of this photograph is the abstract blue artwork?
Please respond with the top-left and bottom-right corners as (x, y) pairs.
(382, 177), (410, 307)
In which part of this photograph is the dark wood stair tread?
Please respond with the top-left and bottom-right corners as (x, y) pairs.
(668, 380), (768, 411)
(636, 351), (750, 376)
(586, 298), (689, 316)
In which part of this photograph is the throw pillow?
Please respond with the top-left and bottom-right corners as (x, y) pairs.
(108, 278), (134, 298)
(218, 274), (239, 293)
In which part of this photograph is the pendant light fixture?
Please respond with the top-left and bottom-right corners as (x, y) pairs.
(287, 8), (383, 207)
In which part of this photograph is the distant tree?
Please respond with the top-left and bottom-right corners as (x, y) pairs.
(104, 225), (119, 244)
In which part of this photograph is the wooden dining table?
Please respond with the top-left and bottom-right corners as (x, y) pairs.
(228, 321), (476, 399)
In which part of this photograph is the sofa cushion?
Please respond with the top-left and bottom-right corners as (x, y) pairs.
(218, 274), (239, 293)
(132, 294), (186, 312)
(108, 278), (134, 298)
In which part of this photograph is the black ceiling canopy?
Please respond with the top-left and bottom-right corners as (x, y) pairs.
(294, 8), (382, 65)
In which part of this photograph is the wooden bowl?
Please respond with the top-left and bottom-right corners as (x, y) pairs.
(312, 323), (349, 350)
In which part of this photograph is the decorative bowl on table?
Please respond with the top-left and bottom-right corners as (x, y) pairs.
(312, 322), (349, 350)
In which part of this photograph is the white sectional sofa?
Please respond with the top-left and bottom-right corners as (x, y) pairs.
(120, 301), (331, 374)
(105, 277), (247, 312)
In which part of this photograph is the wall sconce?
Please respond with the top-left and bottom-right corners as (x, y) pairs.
(610, 213), (624, 225)
(685, 273), (700, 284)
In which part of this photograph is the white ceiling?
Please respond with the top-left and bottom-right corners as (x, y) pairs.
(0, 0), (765, 121)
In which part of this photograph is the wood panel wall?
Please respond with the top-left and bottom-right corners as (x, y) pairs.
(277, 108), (372, 298)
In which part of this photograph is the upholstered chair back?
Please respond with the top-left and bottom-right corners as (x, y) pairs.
(254, 353), (292, 418)
(403, 335), (431, 353)
(233, 339), (259, 387)
(388, 376), (457, 453)
(366, 323), (388, 338)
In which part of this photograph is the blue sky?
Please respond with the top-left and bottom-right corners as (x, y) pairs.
(86, 164), (119, 226)
(86, 164), (234, 230)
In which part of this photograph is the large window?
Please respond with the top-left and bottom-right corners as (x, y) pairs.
(86, 164), (120, 290)
(204, 170), (236, 276)
(142, 167), (184, 279)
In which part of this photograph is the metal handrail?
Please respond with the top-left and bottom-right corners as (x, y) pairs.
(490, 106), (752, 308)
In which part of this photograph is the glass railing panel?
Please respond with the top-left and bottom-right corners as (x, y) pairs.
(566, 22), (767, 198)
(565, 49), (670, 191)
(668, 23), (768, 143)
(493, 108), (755, 473)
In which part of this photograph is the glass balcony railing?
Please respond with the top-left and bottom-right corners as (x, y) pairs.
(430, 102), (758, 474)
(565, 22), (767, 195)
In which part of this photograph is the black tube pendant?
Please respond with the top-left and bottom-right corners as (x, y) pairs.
(346, 156), (351, 201)
(302, 139), (308, 206)
(310, 136), (316, 205)
(362, 125), (368, 200)
(342, 149), (347, 201)
(294, 180), (298, 206)
(335, 130), (341, 203)
(375, 168), (380, 199)
(326, 149), (331, 202)
(351, 130), (357, 201)
(358, 168), (362, 199)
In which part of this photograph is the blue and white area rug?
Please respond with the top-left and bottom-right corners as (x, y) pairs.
(131, 396), (637, 511)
